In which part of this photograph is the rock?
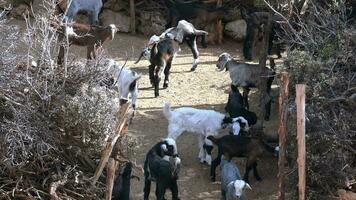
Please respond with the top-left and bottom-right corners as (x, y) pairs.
(137, 12), (166, 35)
(100, 9), (130, 33)
(338, 189), (356, 200)
(103, 0), (127, 12)
(224, 19), (246, 41)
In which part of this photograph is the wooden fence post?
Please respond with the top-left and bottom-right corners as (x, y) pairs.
(105, 158), (117, 200)
(130, 0), (136, 34)
(216, 0), (223, 44)
(296, 84), (306, 200)
(278, 72), (289, 200)
(92, 103), (131, 185)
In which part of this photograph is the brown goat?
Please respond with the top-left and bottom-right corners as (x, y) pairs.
(208, 132), (279, 183)
(57, 23), (118, 65)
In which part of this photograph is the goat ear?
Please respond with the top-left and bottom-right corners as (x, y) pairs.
(244, 183), (252, 190)
(161, 144), (167, 152)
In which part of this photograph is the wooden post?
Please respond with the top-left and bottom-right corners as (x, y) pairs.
(216, 0), (223, 44)
(92, 103), (131, 185)
(105, 158), (117, 200)
(296, 84), (306, 200)
(130, 0), (136, 34)
(277, 72), (289, 200)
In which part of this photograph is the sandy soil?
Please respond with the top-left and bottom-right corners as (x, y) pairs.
(102, 33), (281, 200)
(12, 18), (281, 199)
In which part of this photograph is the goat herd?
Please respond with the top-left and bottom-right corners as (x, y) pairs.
(54, 1), (280, 199)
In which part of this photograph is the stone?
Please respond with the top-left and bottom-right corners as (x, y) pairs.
(100, 9), (130, 33)
(224, 19), (247, 41)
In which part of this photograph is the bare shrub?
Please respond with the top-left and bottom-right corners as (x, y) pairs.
(0, 1), (132, 198)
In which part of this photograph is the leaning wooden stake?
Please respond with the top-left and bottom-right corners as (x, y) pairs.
(130, 0), (136, 34)
(92, 103), (131, 185)
(277, 72), (289, 200)
(105, 158), (117, 200)
(296, 84), (306, 200)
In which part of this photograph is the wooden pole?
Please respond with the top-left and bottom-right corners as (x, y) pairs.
(216, 0), (223, 44)
(105, 158), (117, 200)
(277, 72), (289, 200)
(296, 84), (306, 200)
(130, 0), (136, 34)
(92, 103), (131, 185)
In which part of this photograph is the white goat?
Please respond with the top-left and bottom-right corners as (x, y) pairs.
(163, 102), (249, 165)
(221, 158), (251, 200)
(106, 59), (141, 110)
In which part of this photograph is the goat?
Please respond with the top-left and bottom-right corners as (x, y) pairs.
(136, 20), (208, 71)
(163, 102), (249, 165)
(112, 162), (140, 200)
(216, 53), (275, 120)
(165, 0), (227, 47)
(207, 134), (279, 183)
(105, 59), (141, 113)
(137, 38), (179, 97)
(220, 158), (251, 200)
(225, 84), (257, 127)
(241, 9), (285, 60)
(143, 138), (181, 200)
(57, 23), (118, 66)
(57, 0), (107, 25)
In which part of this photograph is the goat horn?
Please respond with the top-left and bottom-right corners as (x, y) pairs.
(134, 51), (144, 64)
(245, 183), (252, 190)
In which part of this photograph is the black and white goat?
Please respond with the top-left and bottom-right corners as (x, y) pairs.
(112, 162), (140, 200)
(57, 0), (107, 25)
(225, 84), (257, 127)
(220, 158), (251, 200)
(136, 20), (208, 71)
(163, 102), (249, 165)
(216, 53), (275, 120)
(143, 138), (181, 200)
(136, 38), (179, 97)
(208, 133), (279, 183)
(105, 59), (141, 110)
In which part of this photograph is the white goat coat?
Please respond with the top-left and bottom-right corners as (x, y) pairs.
(163, 103), (241, 165)
(106, 59), (141, 106)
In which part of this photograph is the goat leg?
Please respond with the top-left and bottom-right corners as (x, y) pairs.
(252, 162), (262, 181)
(171, 180), (180, 200)
(143, 177), (151, 200)
(242, 87), (250, 110)
(163, 60), (172, 88)
(148, 64), (155, 87)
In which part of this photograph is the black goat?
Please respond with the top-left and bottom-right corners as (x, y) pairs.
(225, 84), (257, 127)
(136, 38), (179, 97)
(143, 138), (181, 200)
(112, 162), (140, 200)
(165, 0), (227, 48)
(241, 9), (285, 60)
(208, 133), (279, 183)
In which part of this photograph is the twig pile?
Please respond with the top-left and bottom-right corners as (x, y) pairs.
(0, 1), (137, 199)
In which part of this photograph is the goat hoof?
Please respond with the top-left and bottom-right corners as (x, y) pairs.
(210, 177), (216, 182)
(163, 83), (168, 88)
(190, 67), (196, 71)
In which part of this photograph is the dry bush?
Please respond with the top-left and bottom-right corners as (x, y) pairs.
(0, 1), (136, 199)
(273, 0), (356, 199)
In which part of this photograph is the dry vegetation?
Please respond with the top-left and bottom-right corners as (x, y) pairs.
(0, 1), (137, 199)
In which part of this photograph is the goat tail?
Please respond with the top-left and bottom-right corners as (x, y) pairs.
(163, 102), (172, 119)
(206, 135), (219, 145)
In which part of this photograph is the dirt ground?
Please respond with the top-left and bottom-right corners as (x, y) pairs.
(12, 18), (281, 199)
(103, 33), (282, 200)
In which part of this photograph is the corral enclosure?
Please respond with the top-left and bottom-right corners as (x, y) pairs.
(0, 0), (355, 200)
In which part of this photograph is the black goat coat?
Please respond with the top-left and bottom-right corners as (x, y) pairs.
(225, 89), (257, 126)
